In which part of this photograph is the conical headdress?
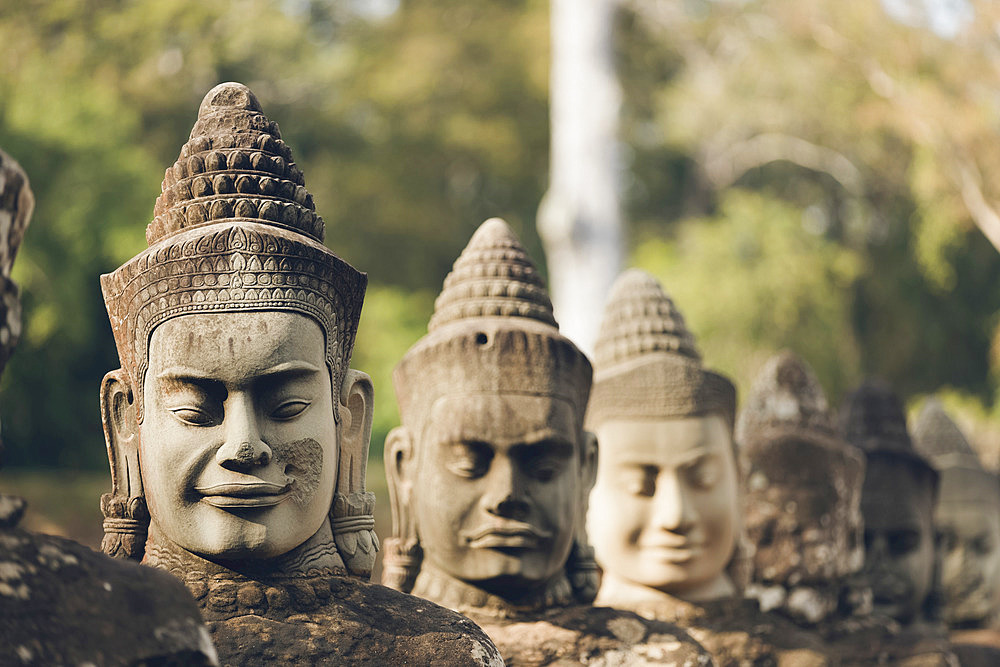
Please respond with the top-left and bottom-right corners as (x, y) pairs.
(101, 82), (366, 421)
(914, 399), (996, 506)
(840, 380), (937, 482)
(585, 269), (735, 429)
(394, 217), (591, 435)
(913, 399), (982, 470)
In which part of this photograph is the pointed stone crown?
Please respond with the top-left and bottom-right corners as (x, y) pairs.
(840, 379), (913, 454)
(147, 83), (323, 245)
(428, 217), (557, 331)
(592, 268), (699, 369)
(913, 399), (983, 470)
(586, 269), (735, 429)
(101, 83), (366, 421)
(394, 218), (591, 433)
(736, 350), (844, 450)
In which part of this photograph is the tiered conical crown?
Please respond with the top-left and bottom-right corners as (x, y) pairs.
(102, 83), (365, 421)
(394, 218), (591, 433)
(840, 380), (914, 455)
(736, 351), (836, 444)
(428, 218), (557, 331)
(913, 399), (982, 470)
(586, 269), (734, 429)
(591, 269), (699, 370)
(147, 83), (322, 245)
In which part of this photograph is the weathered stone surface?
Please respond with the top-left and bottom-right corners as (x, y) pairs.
(914, 399), (1000, 632)
(385, 220), (715, 664)
(97, 82), (500, 664)
(737, 351), (868, 630)
(0, 495), (217, 666)
(146, 538), (501, 666)
(0, 150), (31, 378)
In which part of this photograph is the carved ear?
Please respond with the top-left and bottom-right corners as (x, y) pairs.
(580, 430), (599, 497)
(336, 369), (374, 497)
(100, 369), (142, 499)
(384, 426), (415, 540)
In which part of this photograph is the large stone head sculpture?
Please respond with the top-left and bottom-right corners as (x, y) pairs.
(914, 399), (1000, 629)
(0, 150), (32, 384)
(383, 218), (597, 608)
(737, 351), (866, 624)
(841, 380), (939, 625)
(99, 83), (377, 578)
(584, 269), (742, 603)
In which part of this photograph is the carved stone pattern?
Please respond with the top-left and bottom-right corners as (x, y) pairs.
(592, 268), (700, 370)
(102, 223), (365, 417)
(428, 217), (557, 331)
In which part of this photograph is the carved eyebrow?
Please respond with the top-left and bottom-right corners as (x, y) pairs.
(156, 362), (321, 384)
(254, 361), (323, 380)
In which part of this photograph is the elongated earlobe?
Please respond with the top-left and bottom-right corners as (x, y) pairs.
(332, 369), (378, 579)
(382, 426), (422, 593)
(100, 369), (148, 560)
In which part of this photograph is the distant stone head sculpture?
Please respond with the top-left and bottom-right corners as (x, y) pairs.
(737, 351), (866, 625)
(585, 269), (743, 605)
(914, 399), (1000, 629)
(841, 380), (939, 626)
(384, 217), (598, 612)
(0, 150), (32, 384)
(99, 82), (377, 578)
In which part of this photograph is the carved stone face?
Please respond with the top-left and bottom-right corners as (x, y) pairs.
(589, 415), (738, 601)
(139, 311), (337, 560)
(414, 392), (584, 593)
(743, 438), (864, 587)
(936, 498), (1000, 625)
(861, 457), (936, 624)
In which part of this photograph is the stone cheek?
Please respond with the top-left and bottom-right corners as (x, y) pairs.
(195, 574), (502, 666)
(469, 605), (715, 666)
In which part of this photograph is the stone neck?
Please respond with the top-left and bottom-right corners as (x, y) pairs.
(143, 517), (347, 582)
(595, 571), (738, 618)
(412, 562), (574, 619)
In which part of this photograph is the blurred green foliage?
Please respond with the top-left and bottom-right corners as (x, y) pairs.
(1, 0), (999, 471)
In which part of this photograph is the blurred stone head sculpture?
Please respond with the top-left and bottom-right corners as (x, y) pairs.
(737, 351), (866, 626)
(0, 150), (32, 384)
(99, 82), (377, 578)
(585, 269), (744, 604)
(841, 380), (939, 626)
(914, 399), (1000, 629)
(383, 218), (598, 612)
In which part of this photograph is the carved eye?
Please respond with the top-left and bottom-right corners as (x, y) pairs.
(272, 400), (310, 420)
(446, 442), (492, 479)
(170, 407), (215, 426)
(686, 457), (721, 490)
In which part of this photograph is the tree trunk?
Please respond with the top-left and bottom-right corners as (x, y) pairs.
(538, 0), (624, 355)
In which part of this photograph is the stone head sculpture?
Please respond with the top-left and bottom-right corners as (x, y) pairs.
(737, 351), (866, 624)
(914, 399), (1000, 629)
(841, 380), (939, 626)
(99, 82), (377, 578)
(0, 150), (32, 385)
(584, 269), (743, 604)
(383, 218), (598, 610)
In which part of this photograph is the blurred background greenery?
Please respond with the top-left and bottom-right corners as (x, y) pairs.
(2, 0), (1000, 549)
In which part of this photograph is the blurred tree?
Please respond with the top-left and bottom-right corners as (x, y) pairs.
(620, 0), (1000, 416)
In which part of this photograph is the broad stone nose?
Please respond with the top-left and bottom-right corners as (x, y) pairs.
(215, 393), (272, 471)
(483, 456), (530, 521)
(216, 439), (272, 470)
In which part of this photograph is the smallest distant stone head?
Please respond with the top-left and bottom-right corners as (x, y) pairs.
(841, 380), (938, 627)
(383, 218), (598, 612)
(914, 399), (1000, 629)
(585, 269), (742, 604)
(737, 351), (866, 626)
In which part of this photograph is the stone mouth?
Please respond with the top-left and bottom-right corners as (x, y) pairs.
(462, 522), (552, 549)
(196, 481), (291, 508)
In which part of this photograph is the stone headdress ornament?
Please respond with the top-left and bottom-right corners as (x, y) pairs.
(99, 83), (376, 577)
(585, 269), (735, 431)
(840, 380), (937, 483)
(914, 399), (996, 505)
(384, 218), (596, 599)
